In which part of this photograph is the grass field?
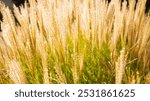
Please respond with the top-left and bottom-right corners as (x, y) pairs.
(0, 0), (150, 84)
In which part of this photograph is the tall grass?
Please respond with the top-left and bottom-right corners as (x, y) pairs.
(0, 0), (150, 84)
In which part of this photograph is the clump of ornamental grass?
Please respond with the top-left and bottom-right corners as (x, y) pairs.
(0, 0), (150, 84)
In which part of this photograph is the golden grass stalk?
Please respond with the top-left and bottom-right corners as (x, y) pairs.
(7, 59), (26, 84)
(54, 63), (67, 84)
(36, 30), (50, 84)
(115, 48), (127, 84)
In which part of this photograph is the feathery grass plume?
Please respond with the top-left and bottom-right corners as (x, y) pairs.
(138, 17), (150, 67)
(111, 0), (121, 49)
(8, 59), (26, 84)
(128, 71), (141, 84)
(36, 29), (50, 84)
(115, 48), (127, 84)
(53, 63), (67, 84)
(0, 1), (5, 11)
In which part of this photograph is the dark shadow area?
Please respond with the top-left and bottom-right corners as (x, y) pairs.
(146, 0), (150, 13)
